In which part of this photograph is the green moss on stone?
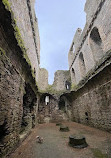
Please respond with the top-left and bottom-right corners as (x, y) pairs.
(0, 47), (6, 56)
(2, 0), (11, 11)
(38, 84), (65, 96)
(0, 47), (12, 66)
(2, 0), (31, 66)
(46, 85), (63, 95)
(71, 83), (76, 90)
(11, 18), (32, 67)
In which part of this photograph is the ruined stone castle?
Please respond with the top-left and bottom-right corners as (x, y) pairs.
(0, 0), (111, 157)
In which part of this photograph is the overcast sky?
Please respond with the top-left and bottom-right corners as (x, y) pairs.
(35, 0), (86, 84)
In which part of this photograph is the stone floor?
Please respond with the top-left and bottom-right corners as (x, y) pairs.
(7, 122), (111, 158)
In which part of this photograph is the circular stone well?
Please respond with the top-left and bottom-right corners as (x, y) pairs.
(60, 125), (69, 132)
(69, 135), (88, 148)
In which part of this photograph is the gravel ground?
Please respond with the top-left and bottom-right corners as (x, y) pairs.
(8, 122), (111, 158)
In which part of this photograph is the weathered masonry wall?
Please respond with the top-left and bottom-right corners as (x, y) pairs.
(38, 68), (48, 91)
(8, 0), (40, 81)
(59, 95), (73, 121)
(0, 1), (39, 157)
(38, 93), (70, 124)
(38, 94), (58, 123)
(68, 0), (111, 85)
(53, 70), (71, 92)
(71, 63), (111, 132)
(0, 49), (38, 157)
(67, 0), (111, 132)
(0, 51), (24, 156)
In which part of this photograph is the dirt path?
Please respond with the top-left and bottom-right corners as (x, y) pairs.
(8, 122), (111, 158)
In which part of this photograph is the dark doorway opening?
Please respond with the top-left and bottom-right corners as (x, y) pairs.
(59, 100), (65, 111)
(85, 112), (89, 121)
(0, 120), (7, 142)
(20, 83), (37, 134)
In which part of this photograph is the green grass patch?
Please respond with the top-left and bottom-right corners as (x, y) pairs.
(91, 148), (108, 158)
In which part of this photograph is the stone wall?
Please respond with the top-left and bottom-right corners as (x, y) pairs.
(38, 94), (58, 123)
(53, 70), (71, 92)
(38, 68), (48, 91)
(84, 0), (101, 24)
(38, 93), (70, 123)
(58, 95), (73, 121)
(70, 63), (111, 132)
(66, 0), (111, 132)
(0, 50), (24, 157)
(8, 0), (40, 81)
(68, 0), (111, 85)
(0, 49), (39, 157)
(0, 1), (39, 157)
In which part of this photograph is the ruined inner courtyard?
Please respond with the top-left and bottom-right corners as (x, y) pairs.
(0, 0), (111, 158)
(7, 123), (111, 158)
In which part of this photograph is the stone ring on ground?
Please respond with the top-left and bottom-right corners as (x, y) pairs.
(69, 134), (88, 148)
(60, 125), (70, 132)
